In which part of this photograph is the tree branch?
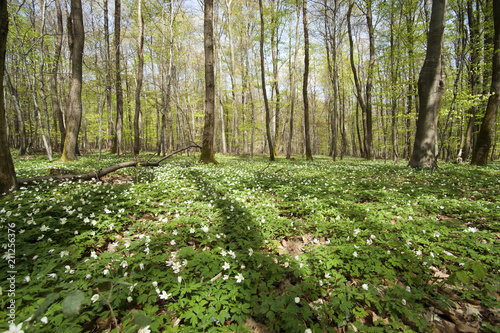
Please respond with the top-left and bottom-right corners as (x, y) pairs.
(17, 143), (202, 186)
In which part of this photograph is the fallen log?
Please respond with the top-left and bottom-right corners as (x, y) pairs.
(17, 143), (202, 186)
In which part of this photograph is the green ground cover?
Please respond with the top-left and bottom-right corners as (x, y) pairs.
(1, 153), (499, 332)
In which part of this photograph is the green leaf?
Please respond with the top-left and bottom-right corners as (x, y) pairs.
(471, 262), (487, 280)
(456, 270), (470, 284)
(133, 314), (153, 328)
(32, 293), (60, 322)
(63, 290), (85, 317)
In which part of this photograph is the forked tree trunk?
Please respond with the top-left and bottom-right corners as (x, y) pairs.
(134, 0), (144, 157)
(303, 0), (313, 161)
(259, 0), (275, 162)
(0, 0), (17, 194)
(61, 0), (84, 162)
(408, 0), (447, 168)
(199, 0), (218, 163)
(471, 0), (500, 166)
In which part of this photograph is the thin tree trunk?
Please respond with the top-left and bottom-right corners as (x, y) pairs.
(199, 0), (217, 163)
(134, 0), (144, 157)
(104, 0), (113, 150)
(409, 0), (447, 168)
(303, 0), (313, 161)
(461, 0), (480, 161)
(5, 72), (26, 155)
(113, 0), (123, 156)
(471, 0), (500, 165)
(259, 0), (275, 161)
(271, 0), (281, 155)
(61, 0), (84, 161)
(225, 0), (239, 154)
(287, 0), (300, 159)
(51, 0), (65, 151)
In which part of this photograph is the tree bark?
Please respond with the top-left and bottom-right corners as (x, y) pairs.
(199, 0), (218, 163)
(303, 0), (313, 161)
(259, 0), (275, 162)
(0, 0), (17, 195)
(61, 0), (85, 162)
(471, 0), (500, 166)
(408, 0), (447, 168)
(134, 0), (144, 157)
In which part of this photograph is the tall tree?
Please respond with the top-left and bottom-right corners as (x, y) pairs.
(259, 0), (275, 161)
(303, 0), (313, 160)
(61, 0), (85, 161)
(271, 0), (281, 155)
(461, 0), (480, 161)
(0, 0), (17, 194)
(471, 0), (500, 165)
(286, 0), (300, 159)
(134, 0), (144, 157)
(50, 0), (65, 151)
(408, 0), (447, 168)
(224, 0), (239, 154)
(199, 0), (218, 163)
(347, 1), (374, 160)
(113, 0), (124, 156)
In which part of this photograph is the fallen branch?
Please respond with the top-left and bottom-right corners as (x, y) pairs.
(17, 143), (202, 186)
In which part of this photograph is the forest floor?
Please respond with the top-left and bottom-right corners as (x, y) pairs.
(0, 152), (499, 333)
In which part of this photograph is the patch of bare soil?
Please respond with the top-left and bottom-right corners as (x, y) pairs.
(100, 173), (133, 184)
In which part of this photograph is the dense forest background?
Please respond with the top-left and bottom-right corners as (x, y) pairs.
(2, 0), (498, 163)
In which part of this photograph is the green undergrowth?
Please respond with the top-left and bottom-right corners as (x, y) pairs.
(1, 153), (499, 332)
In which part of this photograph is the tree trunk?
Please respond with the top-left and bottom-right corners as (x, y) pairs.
(364, 0), (375, 160)
(51, 0), (65, 152)
(113, 0), (123, 156)
(134, 0), (144, 157)
(5, 71), (26, 156)
(287, 0), (300, 159)
(0, 0), (17, 195)
(461, 0), (480, 161)
(303, 0), (313, 161)
(104, 0), (113, 150)
(225, 0), (239, 154)
(199, 0), (217, 163)
(325, 0), (339, 161)
(271, 0), (281, 156)
(408, 0), (447, 169)
(61, 0), (84, 162)
(471, 0), (500, 166)
(347, 1), (373, 160)
(259, 0), (275, 162)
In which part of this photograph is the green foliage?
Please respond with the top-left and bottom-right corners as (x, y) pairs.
(0, 154), (499, 332)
